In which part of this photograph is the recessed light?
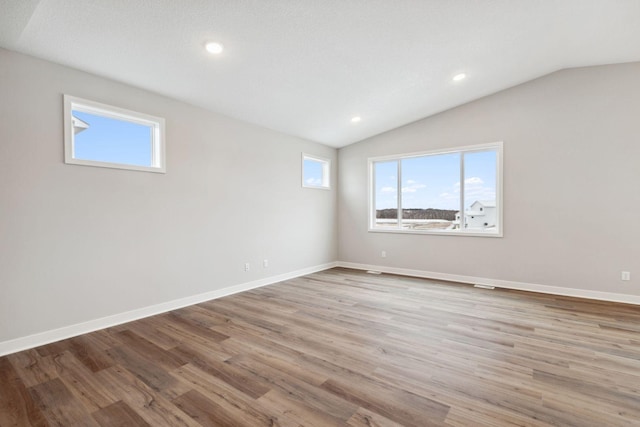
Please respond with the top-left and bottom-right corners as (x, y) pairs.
(205, 42), (224, 55)
(351, 116), (361, 123)
(453, 73), (466, 81)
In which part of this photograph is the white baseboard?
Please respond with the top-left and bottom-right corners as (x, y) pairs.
(0, 262), (338, 357)
(337, 261), (640, 306)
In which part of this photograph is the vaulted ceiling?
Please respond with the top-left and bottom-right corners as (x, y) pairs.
(1, 0), (639, 147)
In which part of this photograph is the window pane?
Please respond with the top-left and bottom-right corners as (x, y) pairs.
(72, 110), (153, 167)
(374, 161), (398, 228)
(400, 153), (460, 231)
(303, 158), (324, 186)
(463, 150), (498, 231)
(303, 156), (329, 188)
(369, 143), (502, 236)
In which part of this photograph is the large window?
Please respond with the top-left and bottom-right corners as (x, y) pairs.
(370, 142), (502, 236)
(64, 95), (166, 173)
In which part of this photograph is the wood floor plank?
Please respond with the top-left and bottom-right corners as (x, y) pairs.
(104, 346), (172, 390)
(0, 357), (48, 427)
(1, 267), (640, 426)
(6, 349), (58, 388)
(173, 349), (272, 400)
(124, 320), (183, 351)
(173, 388), (281, 427)
(94, 365), (200, 427)
(228, 354), (359, 421)
(66, 335), (114, 372)
(172, 364), (285, 426)
(347, 407), (404, 427)
(53, 351), (119, 412)
(257, 389), (347, 427)
(321, 376), (450, 427)
(29, 378), (100, 426)
(115, 330), (186, 371)
(92, 400), (151, 427)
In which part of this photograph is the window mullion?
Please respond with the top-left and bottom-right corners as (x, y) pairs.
(460, 153), (465, 230)
(371, 161), (377, 228)
(397, 159), (402, 229)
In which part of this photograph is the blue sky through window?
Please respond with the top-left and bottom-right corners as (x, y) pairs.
(463, 150), (497, 210)
(303, 158), (324, 186)
(375, 149), (497, 211)
(374, 161), (398, 210)
(72, 110), (153, 167)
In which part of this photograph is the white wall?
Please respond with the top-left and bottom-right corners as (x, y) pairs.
(0, 48), (337, 346)
(338, 62), (640, 299)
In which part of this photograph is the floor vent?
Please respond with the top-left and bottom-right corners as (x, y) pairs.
(366, 270), (382, 275)
(474, 284), (495, 290)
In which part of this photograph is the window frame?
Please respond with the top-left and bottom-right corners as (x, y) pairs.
(63, 95), (166, 173)
(368, 141), (503, 237)
(301, 153), (331, 190)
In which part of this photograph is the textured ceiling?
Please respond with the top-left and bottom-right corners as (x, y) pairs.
(1, 0), (639, 147)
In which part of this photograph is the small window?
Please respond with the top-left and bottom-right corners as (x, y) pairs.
(64, 95), (165, 173)
(302, 154), (330, 189)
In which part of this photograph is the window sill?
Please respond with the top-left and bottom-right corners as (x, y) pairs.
(368, 227), (503, 238)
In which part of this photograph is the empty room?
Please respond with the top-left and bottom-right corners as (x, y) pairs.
(1, 1), (639, 426)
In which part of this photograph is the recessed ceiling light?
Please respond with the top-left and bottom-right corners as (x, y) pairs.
(351, 116), (361, 123)
(205, 42), (224, 55)
(453, 73), (467, 81)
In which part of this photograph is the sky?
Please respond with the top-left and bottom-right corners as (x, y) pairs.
(375, 150), (497, 211)
(303, 158), (324, 186)
(73, 110), (153, 166)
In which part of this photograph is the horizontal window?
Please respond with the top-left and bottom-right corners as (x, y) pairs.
(302, 153), (330, 189)
(63, 95), (165, 173)
(370, 142), (503, 236)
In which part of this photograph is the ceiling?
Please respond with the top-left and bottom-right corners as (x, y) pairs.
(1, 1), (639, 148)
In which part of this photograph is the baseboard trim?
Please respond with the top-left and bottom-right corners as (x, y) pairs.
(337, 261), (640, 306)
(0, 262), (338, 357)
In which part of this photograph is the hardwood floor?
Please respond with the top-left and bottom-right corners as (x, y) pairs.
(1, 267), (640, 426)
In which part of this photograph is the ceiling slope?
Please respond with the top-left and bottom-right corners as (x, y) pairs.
(1, 0), (639, 147)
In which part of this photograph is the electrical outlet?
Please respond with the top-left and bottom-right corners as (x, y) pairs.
(381, 251), (386, 258)
(621, 271), (631, 281)
(245, 263), (250, 272)
(263, 259), (269, 268)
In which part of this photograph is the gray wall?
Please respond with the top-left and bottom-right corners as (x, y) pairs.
(338, 62), (640, 297)
(0, 48), (337, 343)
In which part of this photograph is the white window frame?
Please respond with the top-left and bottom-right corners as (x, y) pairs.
(368, 141), (503, 237)
(302, 153), (331, 190)
(63, 95), (166, 173)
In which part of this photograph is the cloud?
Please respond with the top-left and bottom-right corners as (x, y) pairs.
(453, 177), (484, 188)
(441, 176), (495, 204)
(380, 186), (396, 193)
(402, 183), (426, 193)
(466, 187), (496, 199)
(406, 179), (416, 184)
(465, 177), (484, 185)
(439, 192), (458, 200)
(306, 177), (322, 186)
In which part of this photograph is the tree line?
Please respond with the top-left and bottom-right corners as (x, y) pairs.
(376, 208), (457, 221)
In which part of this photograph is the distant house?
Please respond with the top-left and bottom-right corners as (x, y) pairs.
(453, 200), (496, 230)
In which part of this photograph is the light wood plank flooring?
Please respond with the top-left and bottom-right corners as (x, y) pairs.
(1, 268), (640, 426)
